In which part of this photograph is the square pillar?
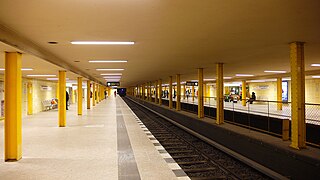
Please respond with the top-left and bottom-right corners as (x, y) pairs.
(87, 81), (91, 109)
(27, 81), (33, 115)
(242, 80), (246, 106)
(4, 52), (22, 161)
(216, 63), (224, 124)
(169, 76), (173, 109)
(77, 77), (82, 115)
(277, 77), (283, 110)
(58, 70), (66, 127)
(290, 41), (306, 149)
(198, 68), (204, 118)
(159, 79), (162, 105)
(176, 74), (181, 111)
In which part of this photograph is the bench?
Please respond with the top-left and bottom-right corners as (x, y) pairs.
(42, 98), (58, 111)
(42, 100), (53, 111)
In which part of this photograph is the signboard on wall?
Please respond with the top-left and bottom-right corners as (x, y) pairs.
(41, 85), (52, 91)
(186, 81), (198, 86)
(107, 82), (120, 86)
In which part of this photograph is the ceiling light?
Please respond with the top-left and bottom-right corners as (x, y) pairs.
(103, 76), (122, 79)
(89, 60), (127, 63)
(235, 74), (254, 77)
(248, 80), (266, 83)
(100, 73), (122, 76)
(96, 68), (124, 71)
(312, 76), (320, 78)
(27, 74), (56, 77)
(71, 41), (134, 45)
(0, 68), (33, 71)
(223, 77), (232, 79)
(311, 64), (320, 67)
(204, 79), (215, 81)
(47, 78), (70, 80)
(106, 80), (120, 82)
(264, 70), (287, 73)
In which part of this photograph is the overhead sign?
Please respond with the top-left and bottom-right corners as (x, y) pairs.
(107, 82), (120, 86)
(186, 81), (198, 86)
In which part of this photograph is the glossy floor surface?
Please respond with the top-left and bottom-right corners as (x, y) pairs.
(0, 96), (179, 180)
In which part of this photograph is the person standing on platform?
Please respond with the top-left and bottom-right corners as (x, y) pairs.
(104, 90), (107, 99)
(66, 91), (69, 110)
(114, 90), (117, 97)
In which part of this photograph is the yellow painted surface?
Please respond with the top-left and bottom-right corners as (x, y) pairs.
(58, 71), (66, 127)
(155, 80), (158, 103)
(290, 42), (306, 149)
(242, 80), (246, 106)
(4, 52), (22, 161)
(77, 77), (82, 115)
(216, 63), (224, 124)
(277, 78), (283, 110)
(176, 74), (181, 111)
(198, 68), (204, 118)
(87, 81), (91, 109)
(92, 83), (96, 106)
(159, 79), (162, 105)
(169, 76), (173, 109)
(27, 82), (33, 115)
(192, 86), (195, 101)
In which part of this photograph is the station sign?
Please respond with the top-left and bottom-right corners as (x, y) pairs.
(186, 81), (198, 86)
(106, 82), (120, 86)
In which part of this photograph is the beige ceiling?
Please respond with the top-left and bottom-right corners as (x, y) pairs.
(0, 0), (320, 86)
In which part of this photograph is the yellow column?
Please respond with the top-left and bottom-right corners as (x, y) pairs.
(192, 85), (195, 102)
(176, 74), (181, 111)
(149, 82), (152, 101)
(27, 81), (33, 115)
(277, 77), (283, 110)
(242, 80), (246, 106)
(203, 83), (207, 103)
(58, 70), (66, 127)
(56, 82), (59, 99)
(198, 68), (204, 118)
(290, 42), (306, 149)
(72, 89), (76, 104)
(87, 80), (91, 109)
(155, 81), (158, 104)
(142, 84), (145, 100)
(4, 52), (22, 161)
(96, 84), (99, 103)
(183, 84), (186, 100)
(159, 79), (162, 105)
(216, 63), (224, 124)
(92, 83), (96, 106)
(169, 76), (173, 109)
(77, 77), (82, 115)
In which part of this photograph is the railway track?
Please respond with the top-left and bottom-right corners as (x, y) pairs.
(124, 97), (273, 180)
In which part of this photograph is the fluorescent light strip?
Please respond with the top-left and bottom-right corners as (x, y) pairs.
(100, 73), (122, 76)
(248, 80), (266, 83)
(311, 64), (320, 67)
(223, 77), (232, 79)
(47, 78), (70, 80)
(89, 60), (127, 63)
(71, 41), (134, 45)
(27, 74), (56, 77)
(105, 79), (120, 81)
(0, 68), (33, 71)
(103, 76), (122, 79)
(312, 76), (320, 78)
(96, 68), (124, 71)
(264, 70), (287, 73)
(235, 74), (254, 77)
(204, 79), (216, 81)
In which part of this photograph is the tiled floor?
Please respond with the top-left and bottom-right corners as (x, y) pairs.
(0, 96), (179, 180)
